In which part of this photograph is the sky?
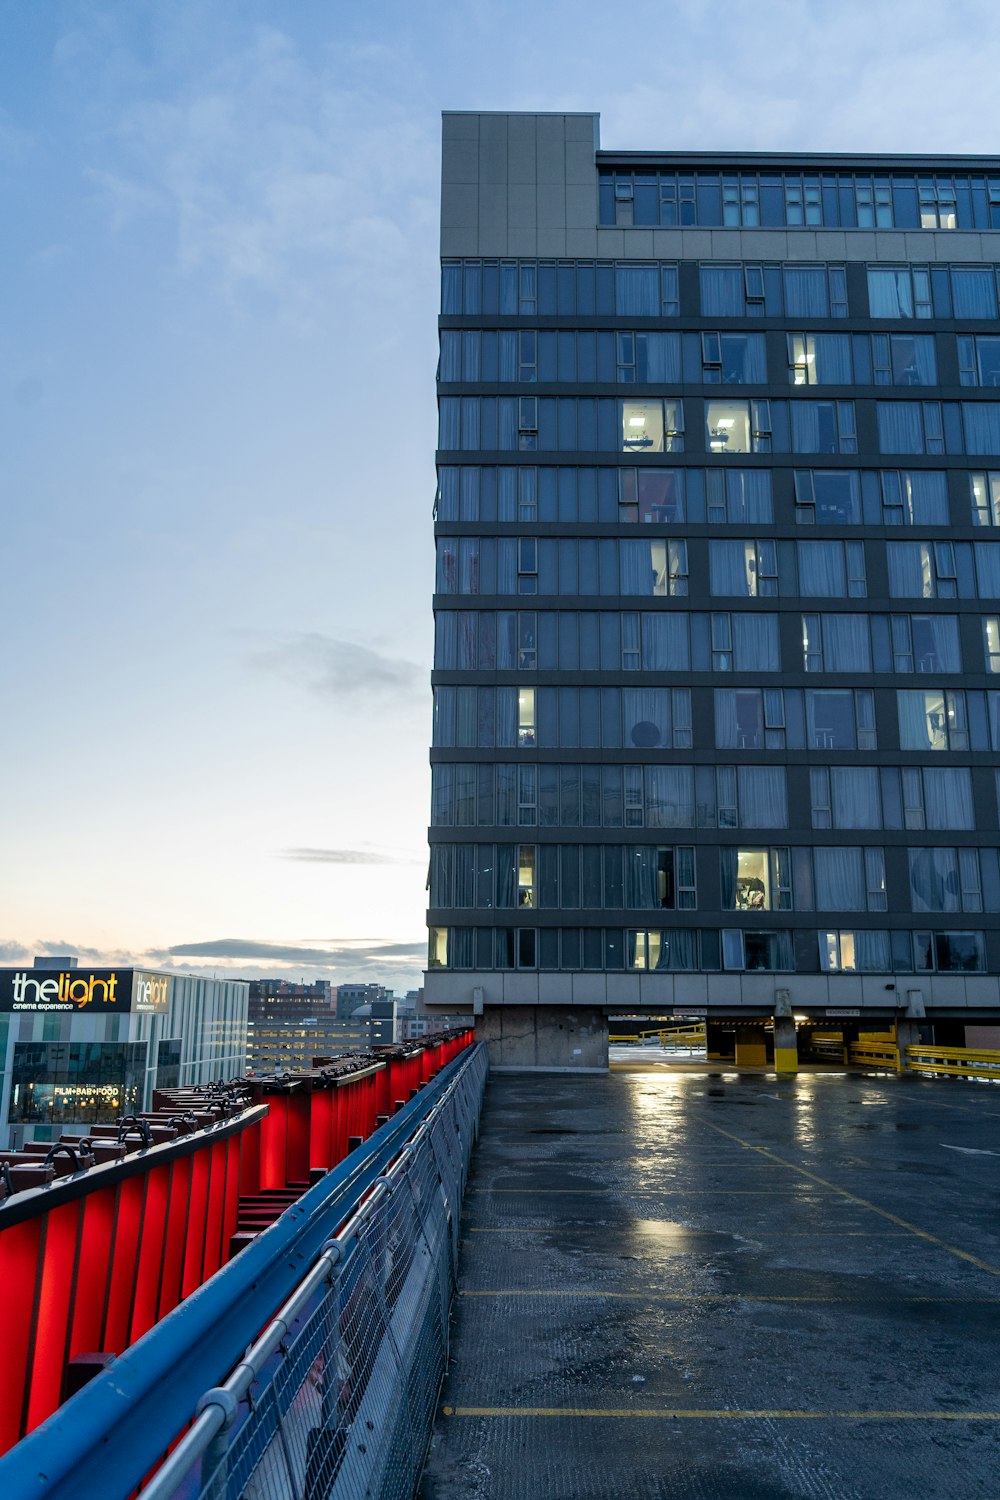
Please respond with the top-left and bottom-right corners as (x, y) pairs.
(4, 0), (1000, 993)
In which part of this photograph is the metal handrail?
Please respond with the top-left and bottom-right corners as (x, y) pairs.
(0, 1042), (486, 1500)
(907, 1044), (1000, 1080)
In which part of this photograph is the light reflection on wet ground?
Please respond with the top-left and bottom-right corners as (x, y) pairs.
(421, 1069), (1000, 1500)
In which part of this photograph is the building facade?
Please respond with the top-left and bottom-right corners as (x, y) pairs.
(425, 111), (1000, 1064)
(0, 960), (248, 1145)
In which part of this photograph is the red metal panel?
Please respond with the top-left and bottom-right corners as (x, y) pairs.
(223, 1135), (241, 1253)
(0, 1218), (43, 1455)
(374, 1063), (391, 1117)
(310, 1090), (333, 1171)
(103, 1175), (145, 1355)
(69, 1184), (116, 1357)
(239, 1113), (261, 1196)
(25, 1202), (83, 1434)
(157, 1155), (191, 1320)
(259, 1094), (287, 1191)
(180, 1147), (211, 1299)
(201, 1140), (227, 1282)
(129, 1163), (171, 1345)
(286, 1092), (310, 1184)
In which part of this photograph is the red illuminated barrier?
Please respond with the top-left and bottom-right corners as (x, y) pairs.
(0, 1029), (475, 1456)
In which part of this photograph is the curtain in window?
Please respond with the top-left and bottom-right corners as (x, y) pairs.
(625, 848), (659, 909)
(645, 766), (695, 828)
(441, 265), (463, 314)
(494, 848), (515, 909)
(904, 471), (948, 524)
(814, 847), (864, 910)
(783, 267), (828, 317)
(498, 332), (517, 382)
(429, 847), (451, 906)
(975, 542), (1000, 598)
(727, 335), (767, 383)
(719, 848), (739, 908)
(727, 470), (773, 523)
(496, 541), (517, 595)
(642, 614), (689, 669)
(867, 269), (913, 318)
(439, 399), (461, 448)
(887, 543), (926, 597)
(909, 338), (938, 385)
(909, 848), (961, 912)
(962, 403), (1000, 455)
(498, 398), (518, 450)
(831, 768), (880, 827)
(856, 930), (891, 970)
(714, 690), (739, 748)
(738, 767), (787, 827)
(638, 332), (681, 382)
(733, 614), (779, 671)
(431, 766), (454, 826)
(620, 541), (658, 595)
(615, 265), (659, 316)
(923, 768), (974, 830)
(709, 541), (752, 595)
(623, 688), (669, 748)
(496, 688), (516, 747)
(435, 612), (458, 668)
(912, 614), (959, 672)
(898, 692), (933, 750)
(700, 267), (744, 317)
(951, 268), (998, 319)
(798, 542), (846, 596)
(822, 615), (872, 671)
(439, 332), (462, 380)
(658, 929), (698, 969)
(763, 931), (795, 970)
(495, 614), (515, 670)
(929, 768), (971, 828)
(813, 334), (852, 383)
(877, 402), (925, 453)
(790, 402), (821, 452)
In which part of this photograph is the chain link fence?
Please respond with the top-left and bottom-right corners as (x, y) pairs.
(144, 1043), (487, 1500)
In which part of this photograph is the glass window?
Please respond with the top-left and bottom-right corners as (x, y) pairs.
(807, 689), (876, 750)
(787, 333), (852, 385)
(517, 687), (536, 747)
(621, 399), (684, 453)
(721, 848), (791, 912)
(794, 470), (861, 525)
(709, 540), (777, 598)
(971, 472), (1000, 527)
(898, 689), (968, 751)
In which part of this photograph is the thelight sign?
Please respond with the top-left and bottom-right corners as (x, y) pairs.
(0, 969), (173, 1015)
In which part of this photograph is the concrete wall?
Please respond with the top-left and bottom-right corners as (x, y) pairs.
(476, 1004), (608, 1073)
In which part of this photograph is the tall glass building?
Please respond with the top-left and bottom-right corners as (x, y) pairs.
(424, 111), (1000, 1068)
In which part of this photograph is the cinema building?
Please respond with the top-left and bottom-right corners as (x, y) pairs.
(0, 960), (248, 1146)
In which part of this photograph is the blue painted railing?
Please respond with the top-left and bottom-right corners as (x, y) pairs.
(0, 1043), (488, 1500)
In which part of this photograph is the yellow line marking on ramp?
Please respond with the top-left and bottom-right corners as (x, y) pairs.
(442, 1406), (1000, 1420)
(458, 1290), (1000, 1303)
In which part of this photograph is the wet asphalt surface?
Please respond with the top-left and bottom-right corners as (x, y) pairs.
(419, 1069), (1000, 1499)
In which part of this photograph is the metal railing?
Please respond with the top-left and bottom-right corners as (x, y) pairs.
(609, 1024), (707, 1050)
(906, 1044), (1000, 1082)
(0, 1042), (487, 1500)
(849, 1041), (900, 1069)
(141, 1044), (486, 1500)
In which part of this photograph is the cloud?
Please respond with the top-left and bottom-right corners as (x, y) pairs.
(0, 941), (33, 965)
(282, 847), (420, 866)
(251, 633), (422, 701)
(82, 24), (437, 301)
(164, 937), (425, 966)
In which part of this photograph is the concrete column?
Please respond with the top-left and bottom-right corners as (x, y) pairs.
(734, 1024), (768, 1068)
(476, 1005), (608, 1072)
(894, 1018), (923, 1072)
(773, 1015), (798, 1074)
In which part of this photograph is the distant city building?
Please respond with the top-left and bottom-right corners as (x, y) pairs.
(337, 983), (389, 1019)
(247, 1015), (376, 1072)
(0, 961), (248, 1147)
(348, 1000), (399, 1046)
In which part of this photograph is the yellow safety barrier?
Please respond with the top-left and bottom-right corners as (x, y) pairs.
(849, 1042), (900, 1070)
(906, 1045), (1000, 1082)
(609, 1024), (707, 1048)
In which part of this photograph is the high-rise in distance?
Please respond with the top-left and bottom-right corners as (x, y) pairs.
(423, 111), (1000, 1070)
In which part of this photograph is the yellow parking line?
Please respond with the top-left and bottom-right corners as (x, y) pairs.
(697, 1117), (1000, 1277)
(458, 1290), (1000, 1303)
(443, 1406), (1000, 1420)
